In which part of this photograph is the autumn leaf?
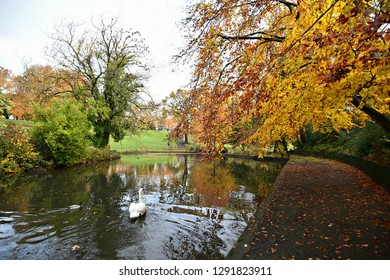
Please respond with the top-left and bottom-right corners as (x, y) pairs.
(176, 0), (390, 156)
(338, 14), (349, 24)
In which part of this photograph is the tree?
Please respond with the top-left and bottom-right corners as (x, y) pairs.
(163, 89), (192, 144)
(0, 94), (12, 119)
(0, 67), (13, 119)
(32, 98), (92, 166)
(178, 0), (390, 156)
(47, 18), (150, 148)
(0, 67), (12, 93)
(0, 122), (40, 176)
(11, 65), (68, 120)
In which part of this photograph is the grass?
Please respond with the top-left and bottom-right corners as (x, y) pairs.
(119, 154), (180, 165)
(110, 130), (186, 153)
(0, 118), (34, 128)
(1, 119), (186, 154)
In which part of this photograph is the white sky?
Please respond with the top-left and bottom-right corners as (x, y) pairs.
(0, 0), (190, 101)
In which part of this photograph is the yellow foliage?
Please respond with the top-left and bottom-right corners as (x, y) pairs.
(179, 0), (390, 156)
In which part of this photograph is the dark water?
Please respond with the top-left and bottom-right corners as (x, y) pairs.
(0, 154), (284, 260)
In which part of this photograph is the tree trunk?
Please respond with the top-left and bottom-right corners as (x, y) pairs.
(351, 96), (390, 134)
(92, 121), (111, 148)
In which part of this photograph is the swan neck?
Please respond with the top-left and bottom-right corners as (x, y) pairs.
(139, 190), (143, 203)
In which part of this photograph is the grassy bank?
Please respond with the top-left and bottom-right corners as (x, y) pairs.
(0, 119), (185, 154)
(0, 119), (34, 128)
(109, 130), (186, 153)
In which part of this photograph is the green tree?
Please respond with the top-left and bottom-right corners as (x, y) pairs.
(0, 93), (12, 119)
(32, 98), (92, 166)
(0, 67), (13, 119)
(47, 18), (150, 148)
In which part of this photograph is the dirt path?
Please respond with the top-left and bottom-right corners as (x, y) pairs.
(228, 156), (390, 260)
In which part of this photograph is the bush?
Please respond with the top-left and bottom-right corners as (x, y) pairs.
(0, 122), (40, 176)
(350, 122), (388, 157)
(86, 145), (120, 162)
(300, 121), (390, 166)
(32, 98), (92, 166)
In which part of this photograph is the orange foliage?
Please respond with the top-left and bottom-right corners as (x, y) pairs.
(178, 0), (390, 156)
(190, 161), (236, 207)
(10, 65), (84, 120)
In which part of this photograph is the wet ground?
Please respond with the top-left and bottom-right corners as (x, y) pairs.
(228, 156), (390, 260)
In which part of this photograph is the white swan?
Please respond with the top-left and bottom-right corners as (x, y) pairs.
(129, 188), (147, 219)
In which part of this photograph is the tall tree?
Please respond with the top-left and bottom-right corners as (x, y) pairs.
(0, 67), (12, 119)
(0, 94), (12, 119)
(10, 65), (67, 120)
(47, 18), (150, 148)
(163, 89), (193, 144)
(178, 0), (390, 156)
(0, 67), (12, 92)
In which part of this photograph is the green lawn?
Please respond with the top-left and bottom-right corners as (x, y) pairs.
(110, 130), (184, 153)
(0, 119), (34, 127)
(1, 119), (183, 153)
(119, 154), (180, 165)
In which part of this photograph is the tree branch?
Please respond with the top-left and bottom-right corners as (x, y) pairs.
(351, 75), (390, 134)
(351, 96), (390, 134)
(278, 0), (298, 13)
(217, 32), (286, 42)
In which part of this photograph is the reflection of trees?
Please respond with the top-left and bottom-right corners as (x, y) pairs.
(0, 162), (126, 259)
(0, 176), (38, 211)
(0, 155), (285, 259)
(109, 155), (186, 194)
(0, 163), (101, 212)
(190, 160), (236, 207)
(228, 159), (284, 202)
(78, 169), (125, 259)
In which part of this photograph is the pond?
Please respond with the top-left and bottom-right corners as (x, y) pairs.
(0, 154), (284, 260)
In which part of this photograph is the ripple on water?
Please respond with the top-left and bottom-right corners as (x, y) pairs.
(0, 223), (15, 240)
(18, 225), (57, 244)
(0, 155), (283, 260)
(0, 217), (15, 224)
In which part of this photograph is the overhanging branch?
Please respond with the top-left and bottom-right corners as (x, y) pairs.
(351, 75), (390, 134)
(217, 32), (286, 42)
(278, 0), (298, 13)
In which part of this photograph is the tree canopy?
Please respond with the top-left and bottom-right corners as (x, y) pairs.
(47, 18), (150, 148)
(177, 0), (390, 155)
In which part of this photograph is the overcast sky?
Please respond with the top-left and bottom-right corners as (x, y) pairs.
(0, 0), (190, 101)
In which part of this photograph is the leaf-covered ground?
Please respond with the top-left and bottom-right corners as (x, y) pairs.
(229, 156), (390, 260)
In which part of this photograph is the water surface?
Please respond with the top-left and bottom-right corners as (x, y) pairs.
(0, 154), (284, 259)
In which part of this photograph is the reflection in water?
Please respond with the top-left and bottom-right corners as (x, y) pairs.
(0, 154), (284, 259)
